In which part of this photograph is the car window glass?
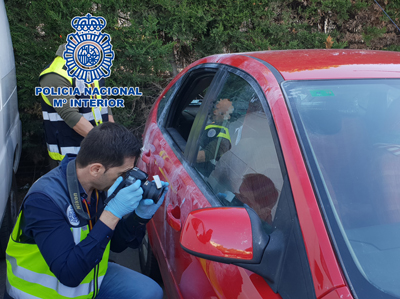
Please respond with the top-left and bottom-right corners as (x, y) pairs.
(193, 72), (284, 232)
(157, 84), (176, 122)
(167, 71), (216, 145)
(283, 79), (400, 298)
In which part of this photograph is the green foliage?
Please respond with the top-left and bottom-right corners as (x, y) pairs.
(306, 0), (365, 21)
(4, 0), (399, 164)
(363, 26), (387, 46)
(387, 44), (400, 51)
(5, 0), (174, 160)
(385, 0), (400, 24)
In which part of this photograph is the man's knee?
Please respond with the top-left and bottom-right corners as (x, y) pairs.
(135, 275), (164, 299)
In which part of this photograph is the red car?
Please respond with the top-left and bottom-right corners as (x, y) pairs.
(137, 50), (400, 299)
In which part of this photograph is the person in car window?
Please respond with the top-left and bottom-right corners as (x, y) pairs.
(196, 98), (234, 176)
(39, 44), (114, 166)
(235, 173), (279, 227)
(5, 122), (167, 299)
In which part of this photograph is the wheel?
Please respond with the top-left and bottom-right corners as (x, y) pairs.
(0, 172), (18, 259)
(138, 230), (162, 283)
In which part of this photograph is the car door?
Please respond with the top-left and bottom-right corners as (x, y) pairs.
(139, 64), (224, 298)
(140, 63), (315, 298)
(184, 66), (315, 298)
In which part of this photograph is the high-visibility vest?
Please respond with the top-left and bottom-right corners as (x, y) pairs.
(39, 56), (109, 161)
(6, 164), (110, 298)
(204, 124), (231, 143)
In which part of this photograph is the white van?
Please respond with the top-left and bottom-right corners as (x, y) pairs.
(0, 0), (22, 257)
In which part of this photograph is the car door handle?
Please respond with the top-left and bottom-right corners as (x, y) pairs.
(141, 149), (152, 164)
(167, 204), (181, 232)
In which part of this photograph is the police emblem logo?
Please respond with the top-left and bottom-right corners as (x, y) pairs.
(67, 205), (80, 226)
(63, 13), (115, 84)
(207, 128), (217, 138)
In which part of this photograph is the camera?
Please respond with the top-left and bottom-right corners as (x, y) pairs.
(107, 168), (166, 204)
(125, 168), (165, 203)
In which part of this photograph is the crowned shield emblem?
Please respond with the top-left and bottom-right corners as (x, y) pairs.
(63, 13), (115, 84)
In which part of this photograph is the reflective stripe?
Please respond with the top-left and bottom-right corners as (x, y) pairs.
(60, 146), (80, 156)
(7, 254), (101, 298)
(75, 79), (85, 94)
(47, 144), (80, 160)
(6, 279), (41, 299)
(93, 107), (102, 125)
(82, 111), (95, 122)
(42, 111), (63, 122)
(43, 109), (106, 123)
(82, 108), (107, 122)
(71, 227), (81, 245)
(98, 275), (105, 290)
(43, 107), (106, 129)
(92, 81), (103, 125)
(47, 144), (60, 154)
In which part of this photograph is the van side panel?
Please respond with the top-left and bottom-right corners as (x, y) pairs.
(0, 0), (22, 223)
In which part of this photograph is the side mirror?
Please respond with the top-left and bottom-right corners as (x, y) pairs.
(180, 207), (269, 264)
(181, 206), (286, 292)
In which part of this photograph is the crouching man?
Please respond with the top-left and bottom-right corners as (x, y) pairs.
(5, 122), (168, 299)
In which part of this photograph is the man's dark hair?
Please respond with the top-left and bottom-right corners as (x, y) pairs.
(76, 122), (142, 170)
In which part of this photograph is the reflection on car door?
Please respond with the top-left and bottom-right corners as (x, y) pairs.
(184, 67), (315, 298)
(141, 64), (315, 298)
(185, 69), (284, 298)
(140, 66), (223, 298)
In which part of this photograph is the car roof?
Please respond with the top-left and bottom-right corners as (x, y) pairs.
(212, 49), (400, 81)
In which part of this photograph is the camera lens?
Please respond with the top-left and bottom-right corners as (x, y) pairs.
(142, 181), (166, 204)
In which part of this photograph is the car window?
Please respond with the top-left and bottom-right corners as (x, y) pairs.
(283, 79), (400, 299)
(193, 72), (284, 233)
(165, 69), (217, 150)
(157, 84), (176, 122)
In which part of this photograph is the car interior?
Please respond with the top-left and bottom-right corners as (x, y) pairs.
(167, 72), (216, 145)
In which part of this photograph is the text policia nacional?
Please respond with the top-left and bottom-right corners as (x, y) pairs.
(35, 86), (143, 108)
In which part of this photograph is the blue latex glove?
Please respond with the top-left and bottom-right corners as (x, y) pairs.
(135, 181), (169, 219)
(105, 179), (143, 219)
(107, 176), (123, 197)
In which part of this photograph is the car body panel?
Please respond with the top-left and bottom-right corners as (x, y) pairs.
(243, 50), (400, 80)
(215, 54), (347, 297)
(139, 122), (216, 298)
(180, 207), (254, 260)
(138, 49), (400, 299)
(138, 78), (281, 298)
(320, 286), (353, 299)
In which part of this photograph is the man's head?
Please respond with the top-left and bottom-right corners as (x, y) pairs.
(76, 122), (142, 190)
(213, 98), (234, 123)
(235, 173), (278, 223)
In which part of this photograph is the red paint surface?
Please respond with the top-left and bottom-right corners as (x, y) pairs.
(180, 208), (253, 260)
(320, 286), (354, 299)
(245, 49), (400, 80)
(137, 50), (400, 298)
(216, 54), (347, 297)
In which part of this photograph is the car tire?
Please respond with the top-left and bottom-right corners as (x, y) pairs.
(0, 173), (18, 259)
(138, 231), (162, 283)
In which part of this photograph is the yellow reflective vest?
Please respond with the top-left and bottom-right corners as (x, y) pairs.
(6, 164), (110, 298)
(39, 56), (108, 161)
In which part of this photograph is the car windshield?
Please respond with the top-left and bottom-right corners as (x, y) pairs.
(283, 79), (400, 299)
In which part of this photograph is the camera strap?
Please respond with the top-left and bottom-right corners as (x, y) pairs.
(66, 160), (97, 220)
